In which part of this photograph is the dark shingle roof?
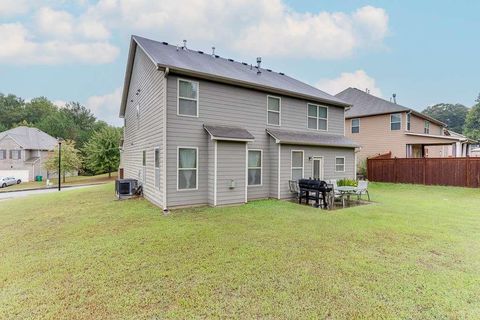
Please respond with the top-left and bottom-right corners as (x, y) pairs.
(204, 124), (255, 141)
(266, 128), (359, 148)
(336, 88), (446, 126)
(0, 126), (57, 150)
(120, 35), (350, 116)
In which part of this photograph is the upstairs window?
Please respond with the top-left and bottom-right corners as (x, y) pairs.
(406, 113), (411, 131)
(248, 150), (262, 186)
(0, 150), (6, 160)
(178, 79), (199, 117)
(351, 118), (360, 133)
(178, 147), (198, 190)
(267, 96), (281, 126)
(307, 104), (328, 131)
(10, 150), (21, 160)
(390, 113), (401, 130)
(424, 121), (430, 134)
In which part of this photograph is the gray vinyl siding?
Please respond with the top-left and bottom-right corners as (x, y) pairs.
(165, 74), (349, 207)
(207, 139), (215, 206)
(216, 141), (246, 205)
(278, 145), (355, 199)
(122, 47), (165, 207)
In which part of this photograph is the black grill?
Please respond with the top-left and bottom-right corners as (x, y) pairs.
(297, 179), (332, 208)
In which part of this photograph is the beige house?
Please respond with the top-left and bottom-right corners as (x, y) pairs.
(0, 126), (57, 181)
(337, 88), (474, 162)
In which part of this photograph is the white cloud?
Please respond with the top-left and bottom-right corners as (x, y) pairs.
(85, 87), (122, 126)
(0, 22), (119, 64)
(315, 70), (382, 96)
(85, 0), (389, 59)
(0, 1), (388, 64)
(0, 0), (31, 17)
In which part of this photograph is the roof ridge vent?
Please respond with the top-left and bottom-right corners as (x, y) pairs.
(197, 50), (204, 54)
(256, 57), (262, 75)
(182, 39), (187, 50)
(279, 72), (285, 75)
(228, 58), (234, 62)
(211, 46), (215, 56)
(162, 41), (168, 45)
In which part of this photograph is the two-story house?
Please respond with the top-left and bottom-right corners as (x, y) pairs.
(0, 126), (57, 181)
(119, 36), (359, 210)
(337, 88), (473, 162)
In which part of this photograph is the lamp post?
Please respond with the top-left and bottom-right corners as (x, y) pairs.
(57, 138), (63, 191)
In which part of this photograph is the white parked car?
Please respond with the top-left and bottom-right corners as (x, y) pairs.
(0, 177), (22, 188)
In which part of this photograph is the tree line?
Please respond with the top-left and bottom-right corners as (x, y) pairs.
(0, 93), (122, 177)
(422, 93), (480, 140)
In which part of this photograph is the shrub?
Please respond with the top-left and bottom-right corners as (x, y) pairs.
(337, 178), (357, 187)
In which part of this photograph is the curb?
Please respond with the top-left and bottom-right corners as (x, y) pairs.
(0, 182), (110, 194)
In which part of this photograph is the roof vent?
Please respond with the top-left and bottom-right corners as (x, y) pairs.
(279, 72), (285, 75)
(214, 54), (219, 58)
(256, 57), (262, 75)
(198, 50), (204, 54)
(365, 88), (370, 94)
(267, 69), (272, 72)
(228, 58), (234, 62)
(211, 46), (215, 56)
(392, 93), (397, 104)
(242, 62), (248, 65)
(182, 40), (187, 50)
(162, 41), (168, 45)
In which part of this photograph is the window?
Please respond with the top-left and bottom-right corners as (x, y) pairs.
(291, 151), (304, 180)
(424, 121), (430, 134)
(267, 96), (281, 126)
(142, 150), (146, 183)
(390, 113), (401, 130)
(10, 150), (21, 160)
(351, 118), (360, 133)
(178, 147), (198, 190)
(406, 113), (411, 131)
(307, 104), (328, 131)
(154, 148), (160, 189)
(0, 150), (6, 160)
(335, 157), (345, 172)
(178, 79), (199, 117)
(248, 150), (262, 186)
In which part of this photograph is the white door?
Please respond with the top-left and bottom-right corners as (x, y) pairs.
(312, 157), (324, 180)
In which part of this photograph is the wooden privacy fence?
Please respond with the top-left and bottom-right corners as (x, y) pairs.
(367, 157), (480, 188)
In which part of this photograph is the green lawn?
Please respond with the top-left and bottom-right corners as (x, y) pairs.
(1, 183), (479, 319)
(0, 172), (117, 192)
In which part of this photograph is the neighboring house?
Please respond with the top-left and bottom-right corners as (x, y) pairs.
(337, 88), (474, 162)
(0, 126), (58, 181)
(119, 35), (359, 209)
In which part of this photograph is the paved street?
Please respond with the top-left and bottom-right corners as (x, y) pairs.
(0, 186), (93, 202)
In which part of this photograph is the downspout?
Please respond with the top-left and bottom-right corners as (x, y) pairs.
(162, 67), (169, 212)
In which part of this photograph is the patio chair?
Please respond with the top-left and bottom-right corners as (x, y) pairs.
(355, 180), (370, 201)
(326, 179), (345, 207)
(288, 180), (300, 201)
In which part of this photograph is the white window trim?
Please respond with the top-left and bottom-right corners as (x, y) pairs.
(11, 150), (22, 160)
(154, 147), (160, 189)
(290, 150), (304, 180)
(267, 95), (281, 126)
(335, 156), (346, 173)
(424, 121), (430, 134)
(351, 118), (360, 134)
(177, 146), (199, 191)
(177, 78), (199, 118)
(390, 113), (402, 131)
(248, 149), (263, 187)
(307, 103), (328, 131)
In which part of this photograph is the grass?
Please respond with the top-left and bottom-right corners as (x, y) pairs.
(1, 183), (480, 319)
(0, 172), (117, 192)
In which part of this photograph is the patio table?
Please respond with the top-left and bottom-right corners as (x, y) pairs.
(336, 186), (357, 207)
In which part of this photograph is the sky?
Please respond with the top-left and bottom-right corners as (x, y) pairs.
(0, 0), (479, 126)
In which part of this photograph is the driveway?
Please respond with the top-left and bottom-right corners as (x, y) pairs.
(0, 186), (93, 202)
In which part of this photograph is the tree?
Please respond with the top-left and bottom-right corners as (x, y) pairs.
(24, 97), (57, 124)
(83, 126), (122, 177)
(0, 93), (25, 129)
(44, 140), (82, 182)
(464, 102), (480, 141)
(422, 103), (469, 133)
